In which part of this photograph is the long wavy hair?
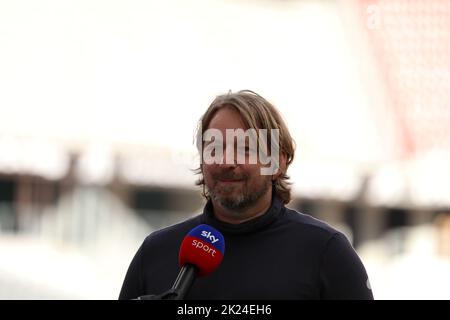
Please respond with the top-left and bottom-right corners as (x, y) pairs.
(194, 90), (296, 204)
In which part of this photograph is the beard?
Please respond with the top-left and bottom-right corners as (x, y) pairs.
(206, 170), (272, 212)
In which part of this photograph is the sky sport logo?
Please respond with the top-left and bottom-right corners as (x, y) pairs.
(191, 238), (218, 257)
(179, 224), (224, 278)
(191, 230), (221, 257)
(198, 128), (280, 176)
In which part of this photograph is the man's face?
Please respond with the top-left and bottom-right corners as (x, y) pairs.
(201, 107), (273, 211)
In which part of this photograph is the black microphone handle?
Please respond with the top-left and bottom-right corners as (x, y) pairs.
(171, 264), (198, 300)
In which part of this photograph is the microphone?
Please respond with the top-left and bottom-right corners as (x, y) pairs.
(137, 224), (225, 300)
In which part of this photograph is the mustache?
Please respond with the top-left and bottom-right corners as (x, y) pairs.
(212, 171), (248, 181)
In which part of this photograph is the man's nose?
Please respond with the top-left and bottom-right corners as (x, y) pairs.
(221, 144), (237, 166)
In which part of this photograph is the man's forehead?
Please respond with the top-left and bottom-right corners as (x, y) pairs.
(207, 107), (249, 131)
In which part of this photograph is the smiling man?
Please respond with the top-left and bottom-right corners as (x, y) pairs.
(119, 90), (374, 300)
(200, 107), (279, 224)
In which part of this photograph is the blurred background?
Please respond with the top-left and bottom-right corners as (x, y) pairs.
(0, 0), (449, 299)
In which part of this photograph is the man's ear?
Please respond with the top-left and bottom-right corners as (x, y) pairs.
(273, 152), (287, 181)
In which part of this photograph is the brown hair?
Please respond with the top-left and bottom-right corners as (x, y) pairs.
(194, 90), (296, 204)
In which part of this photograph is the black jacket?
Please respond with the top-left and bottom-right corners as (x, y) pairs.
(119, 196), (374, 300)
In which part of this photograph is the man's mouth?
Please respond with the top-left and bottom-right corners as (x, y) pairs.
(213, 171), (247, 184)
(216, 176), (245, 184)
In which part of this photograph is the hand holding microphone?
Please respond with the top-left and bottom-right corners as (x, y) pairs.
(137, 224), (225, 300)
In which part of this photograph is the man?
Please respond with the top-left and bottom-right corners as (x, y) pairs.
(119, 90), (374, 300)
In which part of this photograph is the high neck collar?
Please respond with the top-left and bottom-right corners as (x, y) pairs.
(200, 196), (283, 235)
